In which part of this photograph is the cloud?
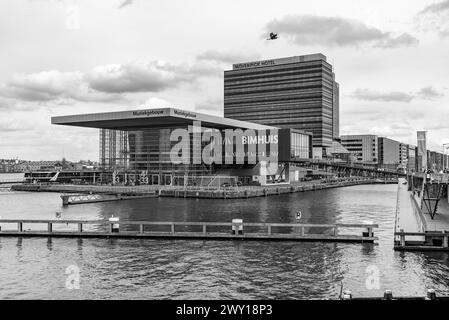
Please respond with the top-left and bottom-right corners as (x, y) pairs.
(87, 61), (220, 94)
(137, 97), (173, 109)
(0, 118), (33, 132)
(196, 50), (261, 64)
(0, 60), (222, 105)
(349, 87), (444, 102)
(418, 86), (444, 100)
(264, 14), (418, 48)
(0, 70), (124, 103)
(86, 62), (189, 93)
(194, 98), (223, 114)
(349, 88), (415, 102)
(416, 0), (449, 37)
(117, 0), (134, 9)
(419, 0), (449, 14)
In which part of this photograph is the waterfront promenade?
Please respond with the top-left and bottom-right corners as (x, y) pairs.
(395, 175), (449, 251)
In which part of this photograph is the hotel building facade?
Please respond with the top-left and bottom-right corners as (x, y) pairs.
(223, 53), (339, 150)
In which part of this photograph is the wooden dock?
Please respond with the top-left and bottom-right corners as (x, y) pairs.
(0, 219), (378, 243)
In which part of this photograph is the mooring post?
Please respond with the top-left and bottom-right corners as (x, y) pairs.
(426, 289), (437, 300)
(109, 216), (119, 233)
(383, 290), (393, 300)
(139, 224), (144, 234)
(300, 226), (305, 236)
(443, 232), (448, 248)
(333, 226), (337, 236)
(231, 219), (243, 235)
(362, 220), (373, 238)
(61, 195), (70, 207)
(171, 224), (175, 234)
(267, 225), (271, 235)
(203, 225), (207, 235)
(342, 290), (352, 300)
(47, 222), (52, 233)
(78, 223), (83, 233)
(18, 222), (22, 232)
(400, 229), (405, 247)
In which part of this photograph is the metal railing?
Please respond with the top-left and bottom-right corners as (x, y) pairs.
(0, 219), (378, 239)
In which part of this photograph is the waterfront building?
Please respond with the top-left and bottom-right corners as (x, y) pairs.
(377, 137), (401, 170)
(52, 107), (313, 186)
(399, 143), (409, 169)
(224, 53), (339, 150)
(406, 145), (417, 173)
(340, 135), (378, 164)
(325, 141), (352, 163)
(15, 160), (63, 172)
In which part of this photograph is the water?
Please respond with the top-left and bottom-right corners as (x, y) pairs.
(1, 184), (449, 299)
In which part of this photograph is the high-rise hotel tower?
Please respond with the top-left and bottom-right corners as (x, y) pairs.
(224, 53), (339, 148)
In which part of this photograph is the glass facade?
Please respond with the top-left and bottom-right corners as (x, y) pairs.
(99, 126), (213, 185)
(290, 132), (310, 159)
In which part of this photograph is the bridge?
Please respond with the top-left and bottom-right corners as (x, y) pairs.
(0, 176), (25, 185)
(305, 160), (404, 179)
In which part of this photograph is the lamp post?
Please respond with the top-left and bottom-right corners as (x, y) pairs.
(443, 143), (449, 172)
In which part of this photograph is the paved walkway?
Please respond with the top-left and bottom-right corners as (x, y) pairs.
(396, 178), (425, 242)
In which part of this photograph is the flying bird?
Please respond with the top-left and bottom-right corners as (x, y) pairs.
(267, 32), (279, 40)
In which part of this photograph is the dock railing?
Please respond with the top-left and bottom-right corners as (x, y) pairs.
(410, 192), (427, 232)
(0, 219), (379, 242)
(395, 230), (449, 249)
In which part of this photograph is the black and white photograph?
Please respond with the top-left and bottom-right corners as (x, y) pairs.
(1, 0), (449, 310)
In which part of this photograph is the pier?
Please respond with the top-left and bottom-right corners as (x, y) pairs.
(0, 219), (378, 243)
(394, 174), (449, 251)
(60, 192), (158, 206)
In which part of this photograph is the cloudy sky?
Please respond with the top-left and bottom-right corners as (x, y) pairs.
(1, 0), (448, 161)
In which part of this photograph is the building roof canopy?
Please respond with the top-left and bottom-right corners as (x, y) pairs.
(51, 107), (275, 131)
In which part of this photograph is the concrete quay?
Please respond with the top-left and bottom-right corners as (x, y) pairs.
(11, 178), (397, 199)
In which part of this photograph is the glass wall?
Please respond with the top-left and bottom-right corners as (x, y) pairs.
(290, 132), (310, 159)
(99, 126), (213, 185)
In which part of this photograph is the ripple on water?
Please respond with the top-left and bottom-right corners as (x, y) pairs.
(0, 184), (449, 299)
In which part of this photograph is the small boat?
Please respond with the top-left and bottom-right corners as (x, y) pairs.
(402, 181), (407, 185)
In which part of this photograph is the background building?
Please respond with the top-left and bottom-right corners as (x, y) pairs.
(340, 135), (378, 164)
(406, 145), (416, 173)
(378, 137), (401, 170)
(224, 53), (339, 150)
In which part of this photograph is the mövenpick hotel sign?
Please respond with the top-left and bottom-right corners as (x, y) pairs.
(232, 54), (326, 70)
(233, 59), (276, 70)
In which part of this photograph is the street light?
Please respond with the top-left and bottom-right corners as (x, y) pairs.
(443, 143), (449, 172)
